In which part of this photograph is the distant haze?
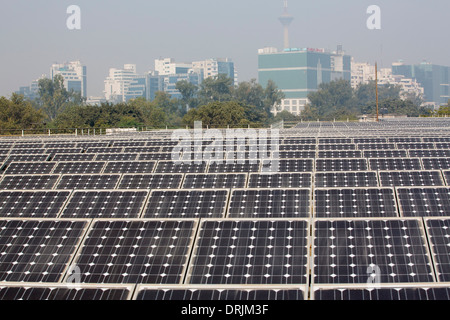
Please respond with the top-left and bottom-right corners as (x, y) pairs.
(0, 0), (449, 97)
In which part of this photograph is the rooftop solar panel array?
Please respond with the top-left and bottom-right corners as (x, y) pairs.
(2, 119), (450, 300)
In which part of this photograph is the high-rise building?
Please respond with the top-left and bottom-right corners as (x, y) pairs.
(50, 61), (87, 97)
(192, 58), (236, 85)
(15, 75), (46, 100)
(104, 64), (146, 103)
(258, 46), (351, 115)
(154, 58), (193, 76)
(392, 61), (450, 107)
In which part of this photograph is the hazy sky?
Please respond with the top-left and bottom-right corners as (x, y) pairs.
(0, 0), (449, 97)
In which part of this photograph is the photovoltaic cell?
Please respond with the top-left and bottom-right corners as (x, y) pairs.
(0, 191), (71, 218)
(0, 219), (88, 282)
(61, 190), (148, 218)
(187, 219), (309, 284)
(314, 188), (397, 218)
(422, 158), (450, 170)
(143, 189), (228, 218)
(397, 187), (450, 217)
(227, 189), (311, 218)
(313, 219), (434, 284)
(71, 219), (196, 284)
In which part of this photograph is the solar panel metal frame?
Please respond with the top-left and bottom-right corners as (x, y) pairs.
(60, 189), (150, 219)
(117, 173), (183, 190)
(65, 218), (199, 285)
(0, 218), (91, 283)
(311, 217), (436, 286)
(379, 170), (445, 187)
(185, 218), (311, 286)
(133, 284), (308, 300)
(143, 188), (230, 219)
(0, 282), (134, 300)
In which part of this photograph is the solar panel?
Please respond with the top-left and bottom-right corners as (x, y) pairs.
(69, 219), (197, 284)
(0, 191), (71, 217)
(314, 188), (397, 218)
(279, 151), (316, 159)
(76, 142), (109, 148)
(379, 171), (444, 187)
(186, 219), (309, 284)
(135, 286), (305, 300)
(0, 284), (133, 300)
(45, 148), (83, 154)
(319, 144), (356, 151)
(314, 172), (378, 188)
(4, 162), (55, 175)
(86, 147), (123, 154)
(313, 285), (450, 300)
(56, 174), (121, 190)
(424, 137), (450, 142)
(369, 158), (422, 171)
(397, 143), (435, 150)
(319, 138), (351, 144)
(94, 153), (138, 161)
(0, 219), (88, 282)
(155, 161), (207, 174)
(113, 141), (146, 147)
(262, 159), (313, 173)
(248, 173), (311, 188)
(363, 150), (407, 158)
(354, 138), (387, 144)
(424, 218), (450, 282)
(61, 190), (148, 218)
(318, 151), (362, 158)
(409, 150), (450, 158)
(0, 150), (10, 156)
(53, 162), (106, 174)
(443, 171), (450, 186)
(51, 154), (95, 162)
(315, 159), (368, 172)
(182, 173), (247, 189)
(389, 137), (422, 143)
(357, 144), (396, 150)
(279, 145), (316, 151)
(313, 218), (434, 284)
(9, 148), (47, 155)
(283, 138), (316, 144)
(6, 155), (50, 163)
(0, 175), (60, 190)
(143, 189), (229, 218)
(43, 143), (77, 148)
(138, 153), (173, 161)
(103, 161), (156, 174)
(123, 147), (161, 153)
(12, 144), (44, 149)
(422, 158), (450, 170)
(208, 161), (259, 173)
(397, 187), (450, 217)
(117, 174), (183, 190)
(227, 188), (311, 218)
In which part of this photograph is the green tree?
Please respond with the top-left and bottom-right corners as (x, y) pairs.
(183, 101), (246, 128)
(198, 74), (234, 103)
(175, 80), (199, 111)
(0, 94), (44, 133)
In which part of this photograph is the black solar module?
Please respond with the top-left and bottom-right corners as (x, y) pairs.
(354, 138), (387, 144)
(422, 158), (450, 170)
(118, 174), (183, 190)
(357, 144), (396, 150)
(61, 190), (148, 218)
(0, 175), (60, 190)
(113, 141), (146, 147)
(369, 158), (422, 171)
(314, 172), (378, 188)
(86, 147), (123, 154)
(424, 218), (450, 282)
(315, 159), (368, 172)
(318, 144), (356, 151)
(0, 191), (71, 218)
(279, 151), (316, 159)
(313, 219), (434, 284)
(53, 162), (106, 174)
(43, 143), (77, 148)
(182, 173), (247, 189)
(389, 138), (422, 143)
(94, 153), (138, 161)
(248, 173), (311, 188)
(314, 188), (397, 218)
(261, 159), (314, 173)
(52, 154), (95, 162)
(9, 148), (47, 155)
(4, 162), (55, 175)
(363, 150), (408, 158)
(0, 219), (88, 282)
(379, 171), (444, 187)
(279, 145), (315, 151)
(227, 189), (311, 218)
(143, 189), (229, 218)
(70, 219), (197, 284)
(155, 161), (207, 174)
(5, 155), (50, 163)
(319, 138), (351, 144)
(397, 143), (435, 150)
(135, 287), (305, 300)
(313, 286), (450, 300)
(0, 285), (132, 300)
(123, 147), (161, 153)
(409, 150), (450, 158)
(139, 153), (173, 161)
(56, 174), (121, 190)
(397, 187), (450, 217)
(208, 161), (260, 173)
(45, 148), (83, 154)
(318, 151), (362, 158)
(103, 161), (156, 174)
(187, 219), (309, 285)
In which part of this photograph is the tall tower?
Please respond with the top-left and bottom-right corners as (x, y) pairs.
(279, 0), (294, 49)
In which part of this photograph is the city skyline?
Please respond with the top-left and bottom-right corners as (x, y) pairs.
(1, 0), (449, 98)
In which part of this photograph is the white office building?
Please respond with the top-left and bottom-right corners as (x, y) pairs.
(104, 64), (146, 103)
(50, 61), (87, 97)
